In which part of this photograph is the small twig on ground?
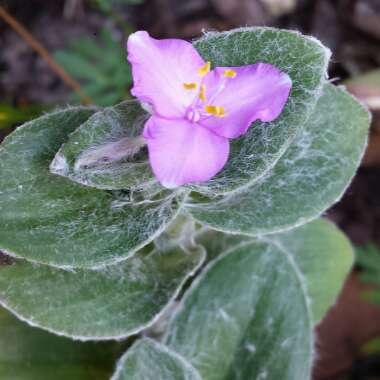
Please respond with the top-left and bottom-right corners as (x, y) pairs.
(0, 5), (93, 105)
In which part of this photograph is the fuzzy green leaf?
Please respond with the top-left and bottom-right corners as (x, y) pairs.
(192, 27), (330, 194)
(265, 219), (354, 323)
(0, 308), (125, 380)
(195, 219), (353, 324)
(165, 219), (353, 379)
(0, 108), (182, 268)
(53, 28), (329, 193)
(188, 84), (370, 235)
(165, 240), (313, 379)
(111, 339), (201, 380)
(0, 240), (204, 340)
(50, 101), (156, 191)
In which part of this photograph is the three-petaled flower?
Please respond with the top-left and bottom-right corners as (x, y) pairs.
(127, 31), (292, 188)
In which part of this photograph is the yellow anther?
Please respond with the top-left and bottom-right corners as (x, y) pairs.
(223, 69), (237, 78)
(204, 105), (225, 117)
(199, 84), (207, 102)
(0, 113), (6, 121)
(183, 82), (198, 90)
(198, 61), (211, 77)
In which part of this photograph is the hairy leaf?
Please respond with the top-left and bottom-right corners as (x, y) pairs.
(50, 101), (155, 191)
(0, 241), (204, 340)
(188, 84), (370, 235)
(195, 219), (353, 324)
(0, 308), (125, 380)
(53, 28), (329, 193)
(165, 242), (313, 379)
(192, 27), (330, 194)
(263, 219), (353, 323)
(111, 339), (201, 380)
(0, 108), (182, 268)
(165, 219), (353, 379)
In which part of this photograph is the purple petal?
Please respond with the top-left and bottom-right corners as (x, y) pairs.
(127, 31), (206, 119)
(200, 63), (292, 138)
(143, 116), (230, 188)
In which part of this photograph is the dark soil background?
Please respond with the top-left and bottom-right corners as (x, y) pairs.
(1, 1), (380, 379)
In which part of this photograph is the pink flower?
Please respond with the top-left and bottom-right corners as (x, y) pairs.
(127, 31), (292, 189)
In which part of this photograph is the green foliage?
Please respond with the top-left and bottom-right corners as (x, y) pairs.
(50, 101), (154, 191)
(0, 107), (182, 268)
(55, 29), (131, 106)
(93, 0), (144, 12)
(54, 27), (331, 196)
(193, 28), (330, 194)
(355, 244), (380, 354)
(0, 102), (44, 130)
(356, 244), (380, 301)
(362, 337), (380, 355)
(112, 339), (201, 380)
(164, 219), (352, 380)
(187, 83), (369, 235)
(194, 218), (354, 324)
(0, 308), (126, 380)
(0, 239), (204, 339)
(0, 27), (371, 379)
(356, 244), (380, 277)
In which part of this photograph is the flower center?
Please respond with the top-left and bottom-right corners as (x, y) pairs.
(183, 62), (237, 123)
(186, 108), (201, 123)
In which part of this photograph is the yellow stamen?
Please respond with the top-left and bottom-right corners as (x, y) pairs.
(183, 82), (198, 90)
(223, 69), (237, 78)
(0, 113), (7, 121)
(205, 105), (225, 117)
(198, 61), (211, 77)
(199, 84), (207, 102)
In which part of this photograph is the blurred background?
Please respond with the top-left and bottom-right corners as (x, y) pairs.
(1, 1), (380, 379)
